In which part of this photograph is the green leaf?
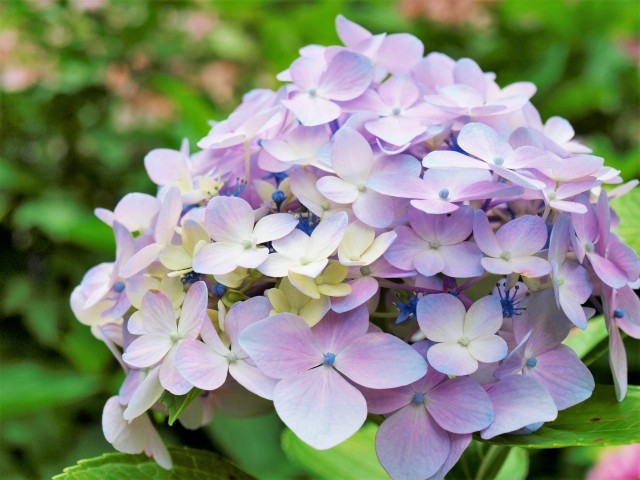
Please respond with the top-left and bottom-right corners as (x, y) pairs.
(159, 388), (201, 426)
(563, 315), (607, 360)
(282, 422), (389, 480)
(208, 411), (302, 480)
(0, 363), (100, 418)
(483, 385), (640, 448)
(494, 447), (529, 480)
(610, 188), (640, 254)
(53, 447), (254, 480)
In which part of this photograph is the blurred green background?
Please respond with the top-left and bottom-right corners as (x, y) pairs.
(1, 0), (638, 479)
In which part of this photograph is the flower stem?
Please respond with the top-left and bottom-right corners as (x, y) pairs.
(474, 445), (509, 480)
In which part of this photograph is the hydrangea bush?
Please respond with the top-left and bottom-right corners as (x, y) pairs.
(70, 15), (640, 479)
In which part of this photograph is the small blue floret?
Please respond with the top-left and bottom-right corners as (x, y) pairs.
(271, 189), (287, 211)
(496, 283), (525, 318)
(526, 357), (537, 368)
(412, 392), (425, 404)
(395, 294), (419, 324)
(323, 352), (336, 366)
(438, 188), (449, 199)
(212, 283), (227, 297)
(614, 308), (625, 319)
(113, 281), (125, 293)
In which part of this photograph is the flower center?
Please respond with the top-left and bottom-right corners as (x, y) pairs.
(323, 352), (336, 365)
(493, 157), (505, 166)
(308, 88), (317, 97)
(458, 337), (470, 347)
(429, 241), (440, 250)
(113, 281), (125, 293)
(357, 183), (367, 192)
(360, 266), (371, 276)
(614, 308), (625, 319)
(501, 251), (511, 261)
(412, 392), (425, 404)
(585, 242), (595, 252)
(438, 188), (449, 200)
(391, 106), (401, 116)
(526, 357), (537, 368)
(548, 191), (557, 200)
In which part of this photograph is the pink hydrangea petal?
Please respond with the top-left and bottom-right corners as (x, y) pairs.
(467, 335), (508, 363)
(331, 277), (379, 313)
(376, 34), (424, 73)
(239, 313), (323, 379)
(204, 196), (254, 244)
(144, 149), (189, 186)
(385, 225), (427, 271)
(159, 346), (192, 395)
(609, 321), (628, 401)
(495, 215), (548, 257)
(177, 281), (208, 339)
(253, 213), (298, 245)
(103, 396), (146, 454)
(225, 296), (273, 347)
(282, 95), (341, 127)
(330, 127), (373, 183)
(366, 174), (428, 200)
(274, 366), (367, 449)
(376, 404), (450, 480)
(308, 211), (348, 260)
(120, 243), (164, 278)
(457, 122), (513, 162)
(123, 366), (165, 421)
(439, 242), (484, 278)
(453, 59), (486, 97)
(360, 385), (413, 414)
(427, 343), (478, 376)
(616, 286), (640, 338)
(192, 242), (245, 275)
(527, 345), (594, 410)
(509, 256), (552, 278)
(481, 257), (514, 275)
(229, 360), (278, 400)
(423, 150), (489, 170)
(417, 294), (465, 343)
(426, 377), (494, 433)
(464, 295), (503, 339)
(473, 210), (503, 257)
(335, 15), (371, 48)
(122, 335), (173, 369)
(352, 191), (395, 228)
(175, 339), (229, 391)
(336, 332), (427, 388)
(154, 187), (182, 246)
(311, 306), (369, 354)
(318, 50), (373, 101)
(366, 116), (427, 146)
(316, 175), (360, 203)
(112, 193), (160, 232)
(414, 249), (446, 277)
(480, 375), (557, 439)
(289, 57), (323, 91)
(426, 433), (472, 480)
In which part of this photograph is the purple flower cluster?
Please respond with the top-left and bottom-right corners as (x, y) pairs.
(71, 15), (640, 478)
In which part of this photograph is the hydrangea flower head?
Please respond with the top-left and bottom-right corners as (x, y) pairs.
(71, 14), (639, 477)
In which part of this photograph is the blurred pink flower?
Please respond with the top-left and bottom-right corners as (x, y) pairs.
(587, 444), (640, 480)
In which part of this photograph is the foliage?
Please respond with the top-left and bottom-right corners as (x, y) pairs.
(52, 447), (254, 480)
(483, 386), (640, 448)
(1, 0), (638, 479)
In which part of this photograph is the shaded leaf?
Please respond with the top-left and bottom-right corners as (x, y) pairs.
(610, 188), (640, 255)
(482, 385), (640, 448)
(282, 422), (388, 480)
(53, 447), (254, 479)
(0, 364), (100, 418)
(564, 315), (607, 360)
(160, 388), (202, 426)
